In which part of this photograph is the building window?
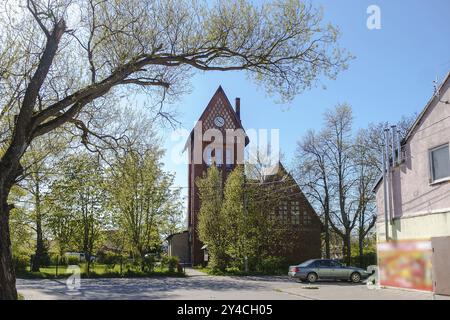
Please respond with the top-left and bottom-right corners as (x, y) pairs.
(291, 201), (300, 225)
(279, 201), (288, 223)
(303, 211), (312, 225)
(429, 144), (450, 183)
(215, 148), (223, 167)
(204, 147), (212, 166)
(225, 148), (233, 169)
(205, 147), (224, 167)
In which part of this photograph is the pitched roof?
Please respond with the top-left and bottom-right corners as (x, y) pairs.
(183, 86), (249, 152)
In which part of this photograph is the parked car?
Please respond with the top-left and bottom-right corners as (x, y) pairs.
(288, 259), (372, 283)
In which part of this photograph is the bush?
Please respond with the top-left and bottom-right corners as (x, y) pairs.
(142, 255), (156, 273)
(50, 254), (67, 266)
(66, 256), (80, 265)
(13, 254), (30, 273)
(97, 252), (121, 265)
(225, 266), (241, 274)
(350, 252), (377, 269)
(256, 256), (287, 275)
(33, 252), (51, 267)
(161, 256), (179, 273)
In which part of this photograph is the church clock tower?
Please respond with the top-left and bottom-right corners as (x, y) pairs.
(184, 86), (248, 265)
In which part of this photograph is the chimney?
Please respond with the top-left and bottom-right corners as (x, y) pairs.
(235, 98), (241, 120)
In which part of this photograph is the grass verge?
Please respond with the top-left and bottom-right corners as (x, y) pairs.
(17, 264), (185, 279)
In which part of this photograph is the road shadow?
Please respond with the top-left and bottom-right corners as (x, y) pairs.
(296, 280), (366, 287)
(17, 275), (270, 300)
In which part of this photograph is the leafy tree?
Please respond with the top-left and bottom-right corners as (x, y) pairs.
(197, 166), (228, 271)
(0, 0), (350, 299)
(252, 171), (301, 262)
(45, 153), (105, 273)
(45, 199), (78, 257)
(8, 187), (34, 259)
(159, 187), (185, 241)
(19, 137), (66, 271)
(108, 149), (181, 263)
(222, 166), (255, 271)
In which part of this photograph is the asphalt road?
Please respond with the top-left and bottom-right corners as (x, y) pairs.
(16, 268), (440, 300)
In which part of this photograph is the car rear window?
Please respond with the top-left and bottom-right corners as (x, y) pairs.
(298, 259), (315, 267)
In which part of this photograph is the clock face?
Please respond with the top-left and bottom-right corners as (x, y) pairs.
(214, 116), (225, 127)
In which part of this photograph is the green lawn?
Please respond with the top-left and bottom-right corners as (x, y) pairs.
(17, 263), (185, 279)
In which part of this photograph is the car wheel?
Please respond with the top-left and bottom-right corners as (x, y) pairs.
(350, 272), (361, 283)
(307, 272), (318, 283)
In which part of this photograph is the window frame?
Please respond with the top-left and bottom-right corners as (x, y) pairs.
(225, 147), (233, 169)
(204, 147), (212, 166)
(215, 148), (223, 167)
(279, 200), (288, 223)
(429, 143), (450, 184)
(291, 201), (300, 225)
(302, 210), (312, 225)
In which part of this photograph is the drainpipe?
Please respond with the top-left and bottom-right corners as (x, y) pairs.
(391, 126), (397, 167)
(382, 146), (389, 241)
(397, 130), (402, 165)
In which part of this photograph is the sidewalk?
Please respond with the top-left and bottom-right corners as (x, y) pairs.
(278, 282), (450, 300)
(184, 267), (208, 277)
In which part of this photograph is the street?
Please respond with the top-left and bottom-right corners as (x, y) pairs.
(16, 268), (441, 300)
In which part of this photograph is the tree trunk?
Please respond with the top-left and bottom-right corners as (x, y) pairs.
(31, 219), (45, 272)
(0, 187), (18, 300)
(32, 179), (45, 272)
(0, 18), (67, 300)
(324, 219), (330, 259)
(358, 233), (364, 268)
(345, 232), (352, 266)
(0, 137), (28, 300)
(324, 199), (330, 259)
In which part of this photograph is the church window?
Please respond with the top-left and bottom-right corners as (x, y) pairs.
(291, 201), (300, 225)
(279, 201), (288, 223)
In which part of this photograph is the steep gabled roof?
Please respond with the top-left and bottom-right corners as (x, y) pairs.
(183, 86), (248, 152)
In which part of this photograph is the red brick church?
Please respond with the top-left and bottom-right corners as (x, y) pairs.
(166, 87), (323, 266)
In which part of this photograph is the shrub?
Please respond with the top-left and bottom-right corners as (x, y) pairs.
(50, 254), (69, 266)
(98, 252), (120, 265)
(66, 256), (80, 265)
(13, 254), (30, 273)
(350, 252), (377, 269)
(161, 256), (179, 273)
(256, 256), (287, 275)
(33, 252), (51, 267)
(225, 266), (241, 274)
(142, 255), (156, 273)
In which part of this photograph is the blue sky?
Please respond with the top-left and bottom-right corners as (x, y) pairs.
(159, 0), (450, 201)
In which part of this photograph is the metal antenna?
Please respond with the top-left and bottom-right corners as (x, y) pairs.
(433, 76), (440, 99)
(433, 75), (450, 104)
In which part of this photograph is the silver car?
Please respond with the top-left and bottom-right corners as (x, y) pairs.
(288, 259), (371, 283)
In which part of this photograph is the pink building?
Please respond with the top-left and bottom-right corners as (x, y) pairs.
(374, 72), (450, 295)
